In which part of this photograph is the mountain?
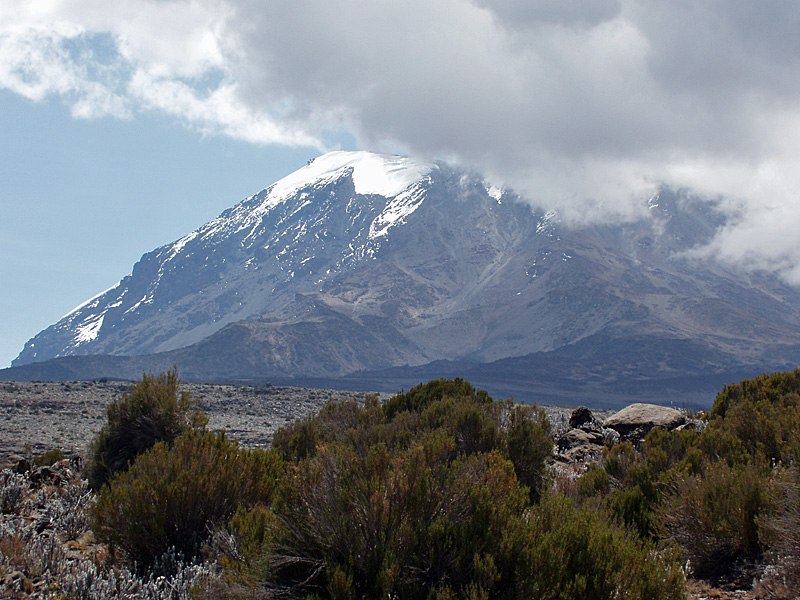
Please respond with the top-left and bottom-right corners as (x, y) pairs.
(7, 151), (800, 406)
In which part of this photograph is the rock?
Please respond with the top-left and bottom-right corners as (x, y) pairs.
(603, 403), (686, 440)
(556, 444), (604, 466)
(603, 428), (620, 447)
(569, 406), (594, 429)
(30, 465), (61, 486)
(12, 456), (30, 475)
(559, 428), (605, 451)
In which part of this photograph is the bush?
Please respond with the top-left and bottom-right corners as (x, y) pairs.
(760, 467), (800, 598)
(505, 403), (553, 503)
(708, 369), (800, 464)
(658, 459), (770, 579)
(0, 470), (27, 514)
(91, 430), (280, 571)
(86, 369), (207, 490)
(221, 379), (689, 599)
(227, 379), (558, 598)
(269, 442), (529, 599)
(512, 493), (685, 600)
(383, 377), (489, 420)
(34, 448), (66, 467)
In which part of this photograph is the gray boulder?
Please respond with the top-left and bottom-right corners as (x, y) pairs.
(603, 428), (621, 447)
(558, 427), (605, 451)
(603, 403), (686, 441)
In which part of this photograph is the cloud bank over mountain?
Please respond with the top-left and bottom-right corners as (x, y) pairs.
(4, 1), (800, 280)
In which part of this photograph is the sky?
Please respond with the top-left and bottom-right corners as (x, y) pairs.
(3, 0), (800, 367)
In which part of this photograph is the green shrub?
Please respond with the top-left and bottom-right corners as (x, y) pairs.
(91, 430), (280, 571)
(505, 403), (553, 503)
(269, 442), (528, 599)
(759, 467), (800, 598)
(86, 369), (207, 490)
(212, 377), (696, 599)
(658, 459), (770, 579)
(383, 378), (489, 420)
(585, 428), (702, 539)
(597, 442), (661, 538)
(271, 415), (320, 463)
(578, 464), (610, 497)
(234, 379), (555, 599)
(512, 493), (685, 600)
(34, 448), (66, 467)
(709, 369), (800, 464)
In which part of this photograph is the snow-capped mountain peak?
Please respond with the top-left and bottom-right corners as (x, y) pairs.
(268, 151), (434, 204)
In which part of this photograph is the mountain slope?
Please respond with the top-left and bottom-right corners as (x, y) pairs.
(10, 151), (800, 404)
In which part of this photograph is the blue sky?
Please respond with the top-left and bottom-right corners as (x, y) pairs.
(0, 92), (323, 366)
(3, 1), (800, 368)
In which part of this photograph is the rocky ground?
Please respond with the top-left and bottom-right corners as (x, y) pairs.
(0, 380), (604, 467)
(0, 380), (395, 466)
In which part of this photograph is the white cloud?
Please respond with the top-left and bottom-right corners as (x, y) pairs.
(3, 0), (800, 280)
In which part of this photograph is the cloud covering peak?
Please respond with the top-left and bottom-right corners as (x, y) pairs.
(4, 0), (800, 280)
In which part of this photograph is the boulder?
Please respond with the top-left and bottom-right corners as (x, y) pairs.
(603, 428), (620, 447)
(603, 403), (686, 440)
(30, 465), (61, 487)
(557, 427), (605, 451)
(555, 444), (604, 466)
(569, 406), (594, 429)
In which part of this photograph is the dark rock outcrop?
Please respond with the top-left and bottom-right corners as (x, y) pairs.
(569, 406), (595, 429)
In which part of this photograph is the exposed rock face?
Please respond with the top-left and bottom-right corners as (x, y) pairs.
(603, 403), (686, 439)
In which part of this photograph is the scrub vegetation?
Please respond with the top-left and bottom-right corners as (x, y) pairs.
(5, 369), (800, 598)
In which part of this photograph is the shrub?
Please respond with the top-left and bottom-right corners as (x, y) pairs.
(86, 369), (207, 490)
(271, 415), (320, 463)
(658, 459), (770, 579)
(0, 470), (27, 514)
(505, 403), (552, 503)
(234, 379), (557, 599)
(268, 443), (528, 599)
(595, 442), (661, 538)
(512, 493), (685, 600)
(222, 378), (689, 600)
(708, 369), (800, 464)
(34, 448), (66, 467)
(91, 430), (280, 571)
(759, 467), (800, 598)
(383, 378), (489, 420)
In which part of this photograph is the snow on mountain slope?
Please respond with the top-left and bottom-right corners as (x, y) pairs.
(269, 151), (432, 201)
